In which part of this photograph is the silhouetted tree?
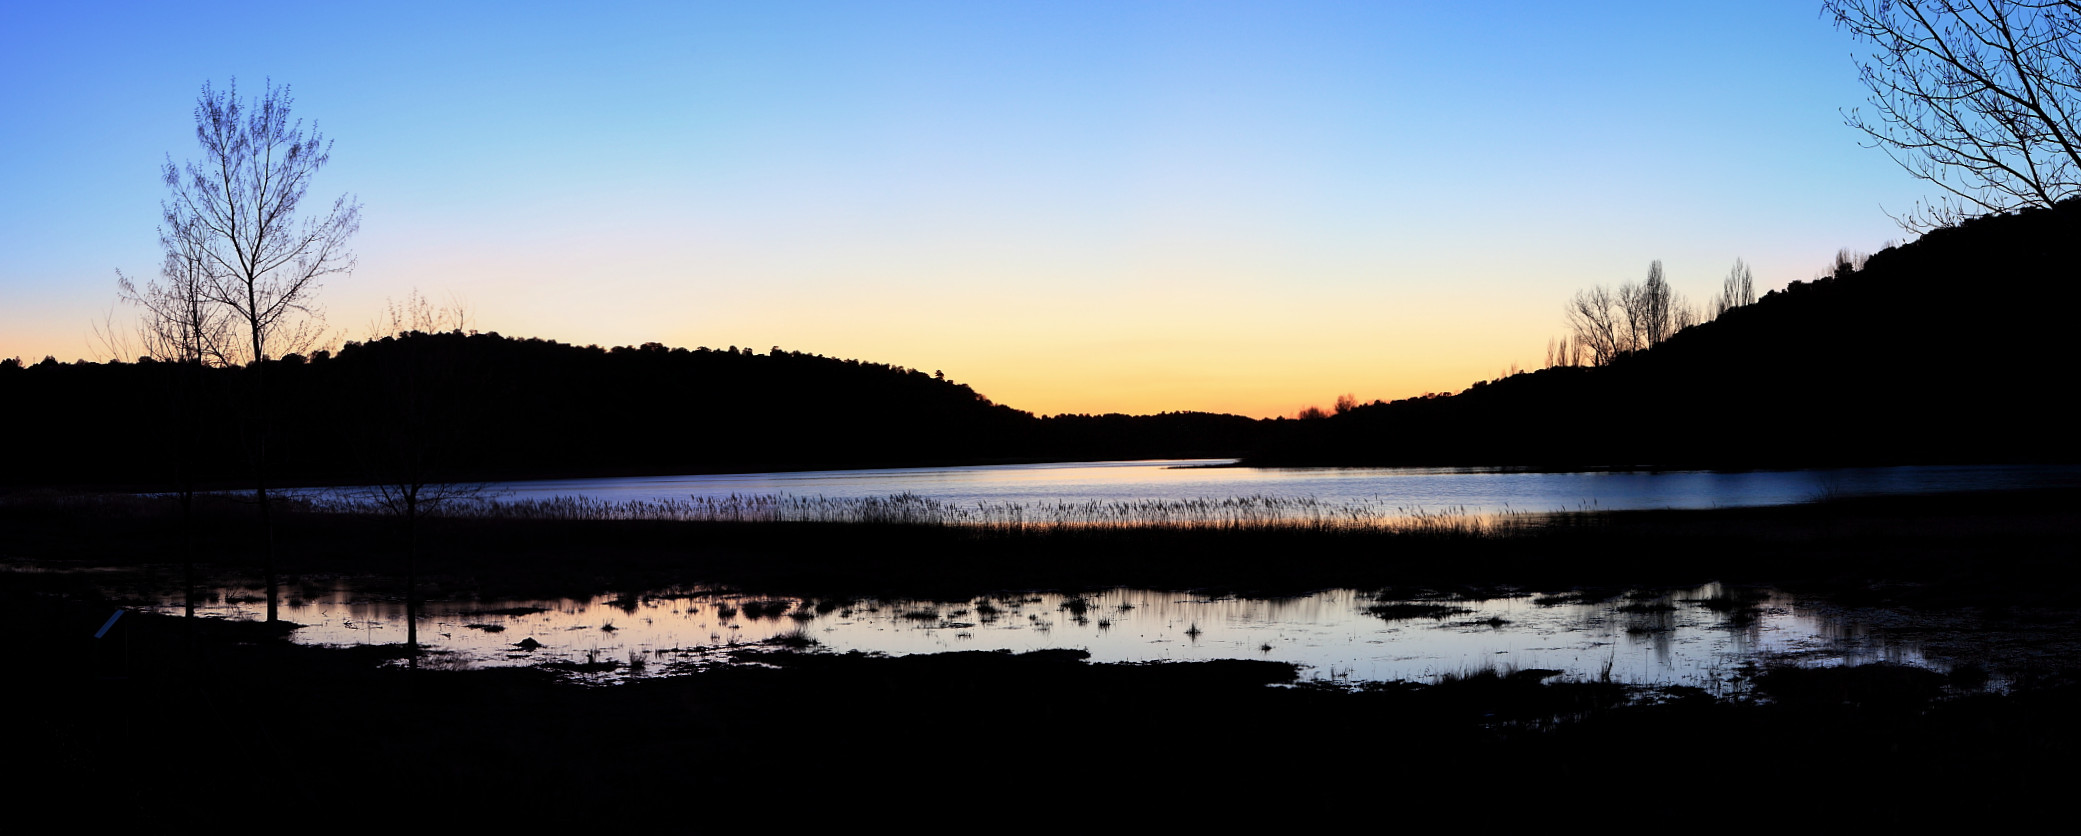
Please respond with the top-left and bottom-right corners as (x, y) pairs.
(1618, 260), (1672, 350)
(353, 292), (484, 660)
(159, 78), (361, 622)
(1567, 285), (1624, 366)
(1568, 261), (1705, 366)
(1671, 296), (1700, 333)
(110, 212), (237, 621)
(1645, 261), (1671, 346)
(1826, 0), (2081, 231)
(1827, 248), (1871, 280)
(1617, 260), (1699, 351)
(115, 229), (234, 369)
(1714, 258), (1756, 318)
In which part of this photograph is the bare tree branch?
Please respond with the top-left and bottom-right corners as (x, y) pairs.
(1827, 0), (2081, 231)
(1566, 285), (1623, 366)
(162, 78), (359, 366)
(1713, 257), (1756, 319)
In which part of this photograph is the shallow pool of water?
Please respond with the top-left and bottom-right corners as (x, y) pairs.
(155, 581), (1938, 690)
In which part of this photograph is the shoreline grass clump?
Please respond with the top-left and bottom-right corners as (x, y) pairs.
(1364, 602), (1474, 621)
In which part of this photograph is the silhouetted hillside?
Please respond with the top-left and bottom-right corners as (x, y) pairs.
(14, 201), (2074, 488)
(1251, 199), (2081, 468)
(0, 336), (1271, 489)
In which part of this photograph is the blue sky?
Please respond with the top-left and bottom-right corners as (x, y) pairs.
(2, 1), (1928, 417)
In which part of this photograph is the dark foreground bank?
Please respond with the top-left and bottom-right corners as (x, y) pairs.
(13, 579), (2080, 820)
(6, 489), (2080, 818)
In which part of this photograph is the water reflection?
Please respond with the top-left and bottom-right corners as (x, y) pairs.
(455, 460), (2081, 516)
(157, 582), (1935, 689)
(286, 462), (2081, 532)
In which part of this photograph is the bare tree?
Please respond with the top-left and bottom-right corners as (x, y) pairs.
(166, 79), (356, 365)
(105, 223), (237, 622)
(1639, 260), (1675, 348)
(1566, 285), (1625, 366)
(1671, 294), (1701, 334)
(354, 291), (484, 660)
(159, 78), (361, 622)
(1826, 0), (2081, 231)
(1613, 260), (1676, 354)
(116, 232), (235, 368)
(1567, 260), (1705, 365)
(1713, 258), (1756, 318)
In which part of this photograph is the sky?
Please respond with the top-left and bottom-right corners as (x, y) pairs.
(2, 1), (1933, 418)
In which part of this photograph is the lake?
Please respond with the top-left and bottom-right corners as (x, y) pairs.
(458, 459), (2081, 517)
(236, 460), (2081, 685)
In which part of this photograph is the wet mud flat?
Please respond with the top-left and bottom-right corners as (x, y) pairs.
(7, 487), (2081, 816)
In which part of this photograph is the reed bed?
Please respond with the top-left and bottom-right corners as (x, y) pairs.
(310, 491), (1534, 537)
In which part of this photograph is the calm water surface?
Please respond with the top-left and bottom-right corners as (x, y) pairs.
(227, 461), (2075, 686)
(472, 460), (2081, 516)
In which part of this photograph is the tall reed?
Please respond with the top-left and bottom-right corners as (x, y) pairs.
(311, 491), (1532, 537)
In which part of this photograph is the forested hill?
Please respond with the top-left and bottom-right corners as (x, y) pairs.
(1250, 199), (2081, 468)
(0, 336), (1267, 489)
(13, 202), (2074, 489)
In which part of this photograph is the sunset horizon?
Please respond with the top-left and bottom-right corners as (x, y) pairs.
(11, 1), (2081, 816)
(3, 2), (1929, 419)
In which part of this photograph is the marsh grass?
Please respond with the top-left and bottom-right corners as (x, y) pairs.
(1435, 664), (1539, 685)
(312, 491), (1534, 537)
(739, 600), (792, 620)
(1364, 602), (1474, 621)
(44, 484), (2081, 623)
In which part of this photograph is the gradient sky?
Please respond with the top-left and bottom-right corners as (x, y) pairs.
(2, 1), (1933, 418)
